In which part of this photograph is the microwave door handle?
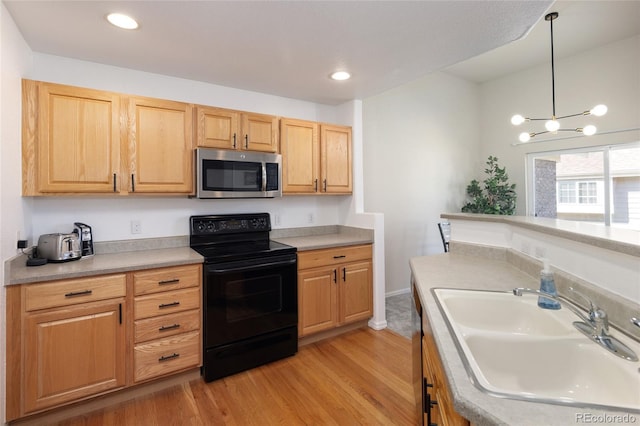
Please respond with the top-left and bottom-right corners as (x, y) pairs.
(261, 163), (267, 192)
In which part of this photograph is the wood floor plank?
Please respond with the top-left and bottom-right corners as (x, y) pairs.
(35, 328), (417, 425)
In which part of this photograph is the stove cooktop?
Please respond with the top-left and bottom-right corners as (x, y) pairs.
(189, 213), (296, 263)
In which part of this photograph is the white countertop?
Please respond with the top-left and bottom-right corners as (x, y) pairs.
(442, 213), (640, 257)
(410, 252), (637, 426)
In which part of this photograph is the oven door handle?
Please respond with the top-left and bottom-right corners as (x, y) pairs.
(208, 257), (296, 274)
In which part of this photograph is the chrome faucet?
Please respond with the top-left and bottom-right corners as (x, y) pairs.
(513, 287), (638, 362)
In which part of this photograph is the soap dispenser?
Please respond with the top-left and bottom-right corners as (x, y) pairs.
(538, 258), (561, 310)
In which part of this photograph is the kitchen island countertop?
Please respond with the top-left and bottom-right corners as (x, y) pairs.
(411, 252), (637, 426)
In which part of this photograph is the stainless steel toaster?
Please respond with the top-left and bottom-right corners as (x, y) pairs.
(37, 233), (82, 262)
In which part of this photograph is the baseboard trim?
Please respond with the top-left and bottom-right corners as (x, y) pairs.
(385, 288), (411, 297)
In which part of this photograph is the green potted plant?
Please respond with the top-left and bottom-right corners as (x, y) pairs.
(461, 156), (516, 215)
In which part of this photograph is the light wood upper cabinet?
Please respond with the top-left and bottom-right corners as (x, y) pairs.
(195, 106), (239, 150)
(281, 119), (352, 194)
(281, 118), (319, 193)
(321, 124), (352, 194)
(22, 80), (193, 196)
(23, 80), (121, 194)
(195, 106), (278, 153)
(126, 96), (193, 193)
(242, 112), (279, 152)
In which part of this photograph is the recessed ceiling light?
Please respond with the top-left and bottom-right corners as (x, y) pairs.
(330, 71), (351, 81)
(106, 13), (139, 30)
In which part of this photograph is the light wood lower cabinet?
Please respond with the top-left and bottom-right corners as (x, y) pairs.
(132, 265), (202, 383)
(421, 300), (469, 426)
(24, 299), (126, 413)
(297, 244), (372, 337)
(5, 263), (202, 421)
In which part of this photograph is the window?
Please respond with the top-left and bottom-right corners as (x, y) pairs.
(578, 182), (597, 204)
(527, 142), (640, 230)
(558, 182), (576, 203)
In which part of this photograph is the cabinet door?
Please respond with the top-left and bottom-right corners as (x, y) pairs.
(242, 112), (279, 153)
(32, 81), (121, 194)
(195, 106), (240, 149)
(340, 260), (373, 324)
(23, 300), (125, 413)
(298, 266), (337, 336)
(281, 118), (319, 193)
(127, 97), (193, 193)
(320, 124), (352, 194)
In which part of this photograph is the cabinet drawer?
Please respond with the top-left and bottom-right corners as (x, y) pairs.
(134, 287), (200, 320)
(297, 244), (372, 270)
(133, 264), (200, 296)
(135, 309), (200, 343)
(134, 331), (201, 382)
(25, 274), (126, 311)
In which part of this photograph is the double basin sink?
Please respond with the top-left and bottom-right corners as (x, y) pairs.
(433, 288), (640, 412)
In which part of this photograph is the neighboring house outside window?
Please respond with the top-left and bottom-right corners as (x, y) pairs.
(527, 142), (640, 230)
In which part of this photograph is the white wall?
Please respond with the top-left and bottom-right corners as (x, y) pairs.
(0, 3), (32, 423)
(362, 72), (481, 295)
(478, 35), (640, 215)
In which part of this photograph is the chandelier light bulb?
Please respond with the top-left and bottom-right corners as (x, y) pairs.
(511, 115), (525, 126)
(519, 132), (531, 143)
(545, 119), (560, 132)
(582, 125), (597, 136)
(590, 104), (608, 117)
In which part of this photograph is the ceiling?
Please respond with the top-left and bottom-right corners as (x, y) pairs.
(3, 1), (639, 105)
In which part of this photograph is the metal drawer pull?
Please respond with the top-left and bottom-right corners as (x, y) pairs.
(158, 278), (180, 285)
(159, 323), (181, 332)
(159, 301), (180, 309)
(158, 353), (180, 362)
(64, 290), (93, 298)
(333, 255), (346, 259)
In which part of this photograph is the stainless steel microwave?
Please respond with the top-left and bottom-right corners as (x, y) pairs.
(195, 148), (282, 198)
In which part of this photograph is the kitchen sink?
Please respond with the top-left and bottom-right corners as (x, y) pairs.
(433, 288), (640, 412)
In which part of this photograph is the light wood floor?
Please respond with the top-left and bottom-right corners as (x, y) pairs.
(50, 328), (417, 426)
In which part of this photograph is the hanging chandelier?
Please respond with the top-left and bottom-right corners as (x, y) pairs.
(511, 12), (607, 143)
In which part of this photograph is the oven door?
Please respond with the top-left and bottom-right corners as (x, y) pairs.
(203, 254), (297, 348)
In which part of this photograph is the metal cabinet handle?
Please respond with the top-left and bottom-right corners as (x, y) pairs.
(158, 353), (180, 362)
(158, 301), (180, 309)
(158, 279), (180, 285)
(323, 179), (327, 192)
(333, 269), (337, 283)
(314, 179), (318, 192)
(113, 173), (117, 192)
(131, 174), (135, 192)
(233, 133), (237, 149)
(65, 290), (93, 298)
(342, 267), (346, 282)
(244, 134), (249, 149)
(159, 323), (180, 332)
(333, 255), (346, 259)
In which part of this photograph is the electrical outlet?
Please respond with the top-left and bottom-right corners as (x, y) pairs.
(274, 214), (281, 226)
(131, 220), (142, 234)
(307, 213), (315, 224)
(17, 240), (28, 249)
